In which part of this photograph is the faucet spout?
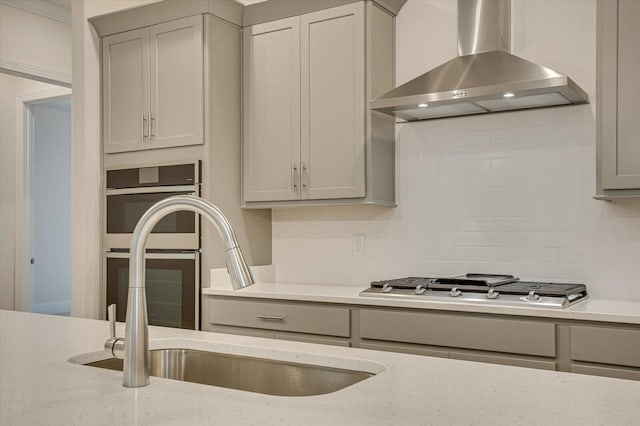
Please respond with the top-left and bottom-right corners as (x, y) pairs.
(123, 195), (254, 387)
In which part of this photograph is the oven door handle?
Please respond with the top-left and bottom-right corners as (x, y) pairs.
(105, 251), (199, 260)
(105, 185), (198, 196)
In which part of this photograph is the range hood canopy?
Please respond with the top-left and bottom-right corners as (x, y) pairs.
(371, 0), (588, 121)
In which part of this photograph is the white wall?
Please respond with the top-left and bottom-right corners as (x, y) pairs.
(32, 101), (72, 314)
(0, 2), (72, 80)
(0, 73), (61, 310)
(271, 0), (640, 301)
(0, 1), (72, 312)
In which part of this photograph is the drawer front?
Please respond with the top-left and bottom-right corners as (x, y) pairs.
(275, 333), (351, 347)
(360, 309), (556, 357)
(571, 363), (640, 381)
(208, 298), (350, 337)
(449, 351), (557, 371)
(203, 323), (274, 339)
(570, 325), (640, 368)
(359, 342), (449, 359)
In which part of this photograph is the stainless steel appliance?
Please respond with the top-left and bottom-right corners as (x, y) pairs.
(105, 250), (199, 329)
(105, 162), (200, 250)
(371, 0), (589, 121)
(104, 162), (202, 329)
(360, 274), (588, 308)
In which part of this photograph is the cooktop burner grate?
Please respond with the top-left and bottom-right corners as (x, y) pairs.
(365, 274), (589, 308)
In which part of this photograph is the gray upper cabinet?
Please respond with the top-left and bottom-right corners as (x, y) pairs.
(596, 0), (640, 198)
(300, 5), (366, 201)
(242, 16), (301, 202)
(102, 27), (149, 153)
(242, 1), (396, 207)
(103, 16), (203, 154)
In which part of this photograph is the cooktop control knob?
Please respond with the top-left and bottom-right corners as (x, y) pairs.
(525, 291), (541, 302)
(449, 287), (462, 297)
(486, 288), (500, 299)
(415, 285), (427, 295)
(382, 283), (393, 293)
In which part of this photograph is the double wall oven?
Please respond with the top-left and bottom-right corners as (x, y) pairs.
(104, 162), (201, 329)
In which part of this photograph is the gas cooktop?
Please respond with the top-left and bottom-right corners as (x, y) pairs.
(360, 274), (588, 308)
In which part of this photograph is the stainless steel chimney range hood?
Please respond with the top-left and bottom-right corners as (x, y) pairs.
(371, 0), (589, 122)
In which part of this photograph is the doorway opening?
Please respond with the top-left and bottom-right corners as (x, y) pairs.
(28, 96), (73, 315)
(3, 74), (73, 315)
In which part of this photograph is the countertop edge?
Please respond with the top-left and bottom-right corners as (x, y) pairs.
(202, 282), (640, 325)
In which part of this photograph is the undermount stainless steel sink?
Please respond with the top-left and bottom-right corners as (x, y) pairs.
(83, 348), (374, 397)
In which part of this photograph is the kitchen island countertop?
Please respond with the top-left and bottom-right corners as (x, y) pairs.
(1, 309), (639, 425)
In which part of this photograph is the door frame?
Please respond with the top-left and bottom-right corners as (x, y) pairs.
(14, 87), (72, 312)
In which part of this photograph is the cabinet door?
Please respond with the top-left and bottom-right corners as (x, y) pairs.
(570, 325), (640, 368)
(149, 16), (203, 149)
(300, 3), (365, 200)
(243, 17), (301, 202)
(103, 28), (150, 153)
(600, 0), (640, 190)
(360, 309), (556, 357)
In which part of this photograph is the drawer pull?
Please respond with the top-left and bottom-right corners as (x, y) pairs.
(257, 315), (284, 321)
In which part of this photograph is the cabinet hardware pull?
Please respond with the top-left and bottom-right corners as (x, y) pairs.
(150, 114), (156, 138)
(257, 315), (284, 321)
(301, 163), (308, 189)
(292, 163), (299, 190)
(142, 114), (148, 140)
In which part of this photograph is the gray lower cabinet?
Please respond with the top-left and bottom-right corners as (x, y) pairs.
(569, 324), (640, 380)
(202, 297), (351, 347)
(359, 308), (559, 371)
(202, 296), (640, 380)
(448, 351), (557, 371)
(596, 0), (640, 199)
(359, 309), (556, 357)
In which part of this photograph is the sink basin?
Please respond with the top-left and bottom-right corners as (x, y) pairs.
(83, 348), (374, 396)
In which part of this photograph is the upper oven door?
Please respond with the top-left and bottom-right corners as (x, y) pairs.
(105, 163), (200, 250)
(106, 186), (199, 249)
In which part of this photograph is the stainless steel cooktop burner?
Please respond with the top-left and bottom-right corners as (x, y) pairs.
(360, 274), (588, 308)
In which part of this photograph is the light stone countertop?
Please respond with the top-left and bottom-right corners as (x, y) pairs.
(203, 280), (640, 325)
(1, 309), (639, 426)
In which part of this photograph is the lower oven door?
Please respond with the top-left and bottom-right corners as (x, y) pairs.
(106, 251), (200, 330)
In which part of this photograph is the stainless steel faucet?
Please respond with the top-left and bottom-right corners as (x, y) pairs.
(105, 195), (255, 388)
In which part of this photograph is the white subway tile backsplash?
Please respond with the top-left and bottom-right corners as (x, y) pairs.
(272, 104), (640, 299)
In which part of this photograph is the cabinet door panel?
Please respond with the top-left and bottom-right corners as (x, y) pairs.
(601, 0), (640, 189)
(149, 16), (203, 149)
(103, 28), (150, 153)
(203, 323), (275, 339)
(570, 325), (640, 368)
(449, 351), (557, 371)
(359, 341), (449, 358)
(243, 17), (301, 202)
(275, 332), (351, 347)
(571, 363), (640, 381)
(300, 3), (365, 200)
(360, 309), (556, 357)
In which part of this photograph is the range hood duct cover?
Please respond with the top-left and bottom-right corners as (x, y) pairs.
(371, 0), (588, 121)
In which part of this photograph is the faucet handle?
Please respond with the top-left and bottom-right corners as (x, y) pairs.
(105, 304), (124, 359)
(108, 304), (116, 339)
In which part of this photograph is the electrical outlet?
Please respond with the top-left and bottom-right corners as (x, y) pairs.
(352, 234), (365, 256)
